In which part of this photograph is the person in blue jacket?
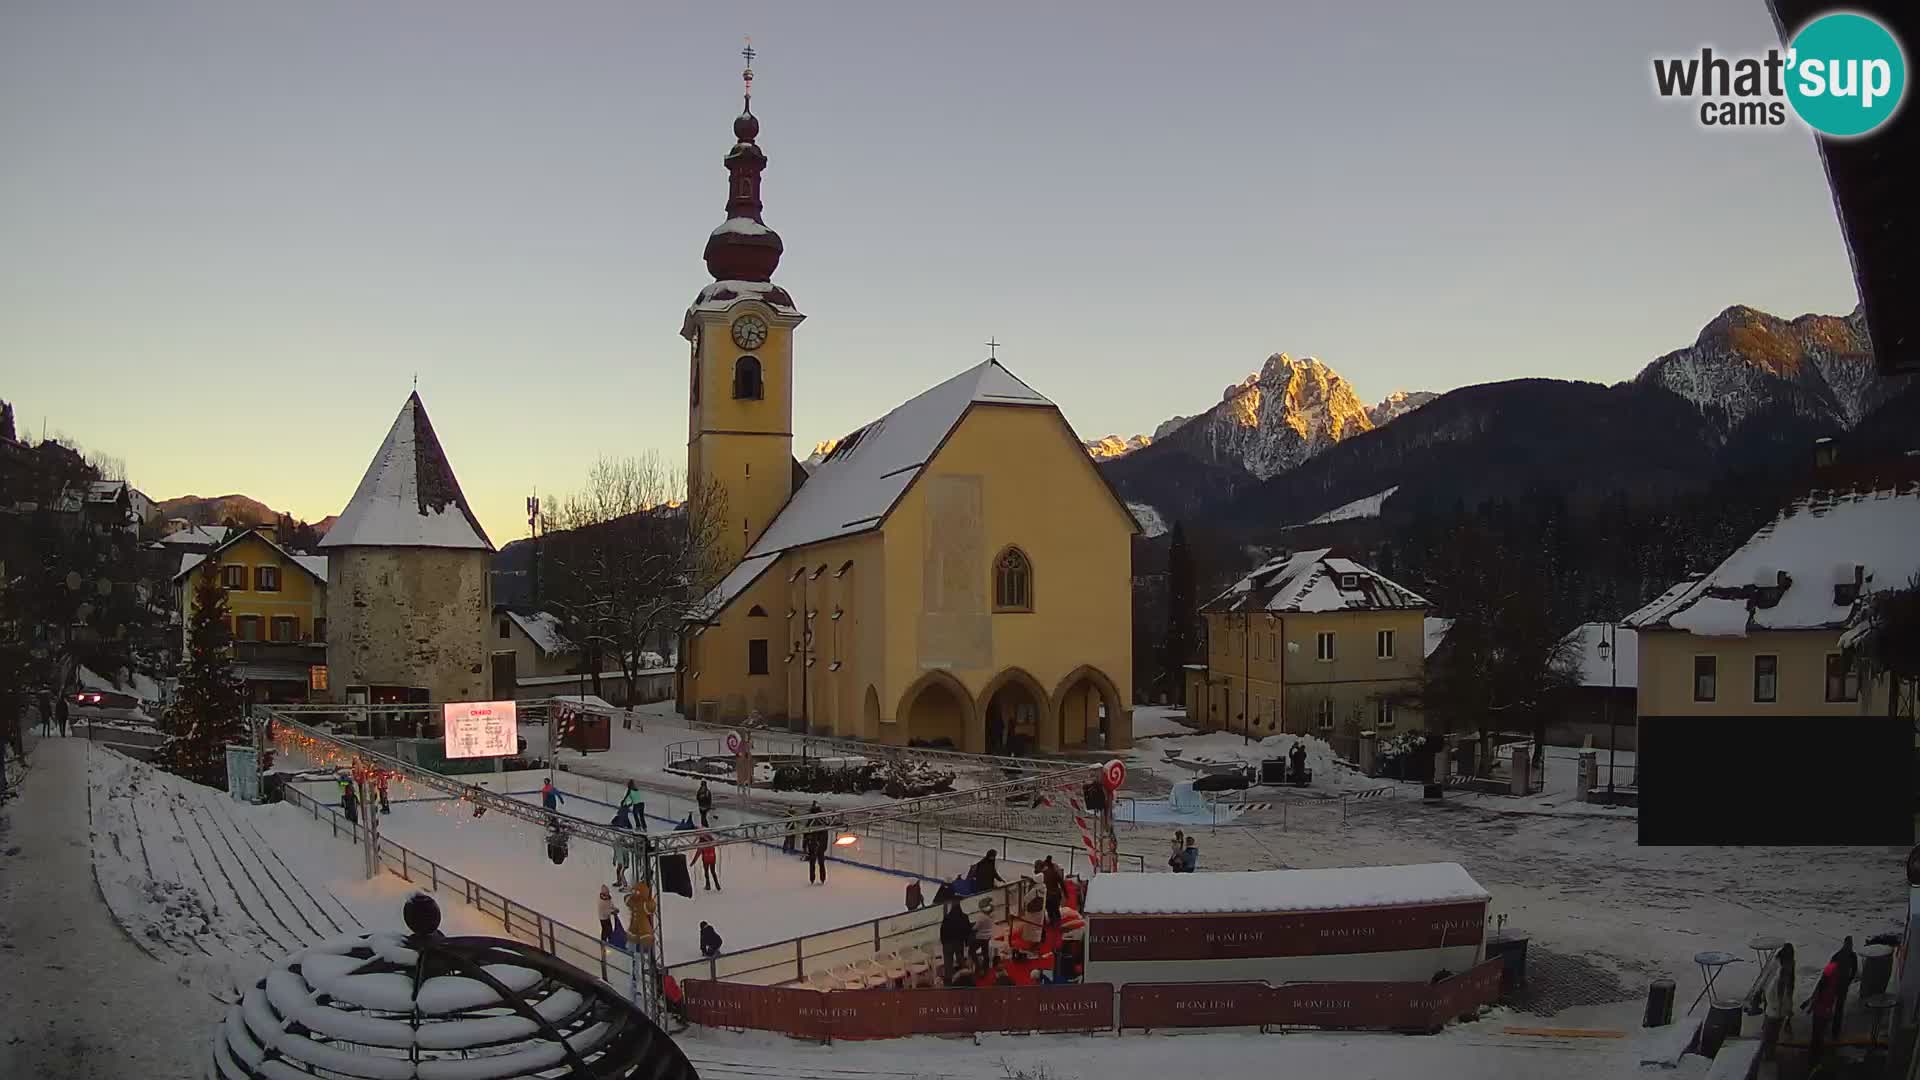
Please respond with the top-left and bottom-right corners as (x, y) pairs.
(540, 778), (564, 811)
(1181, 837), (1199, 872)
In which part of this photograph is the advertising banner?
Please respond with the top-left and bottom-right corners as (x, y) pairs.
(1090, 901), (1486, 962)
(683, 982), (1115, 1040)
(442, 700), (518, 759)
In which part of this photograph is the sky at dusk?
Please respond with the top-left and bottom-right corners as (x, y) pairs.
(0, 1), (1865, 545)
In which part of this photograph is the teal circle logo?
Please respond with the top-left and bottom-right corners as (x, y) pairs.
(1786, 13), (1907, 137)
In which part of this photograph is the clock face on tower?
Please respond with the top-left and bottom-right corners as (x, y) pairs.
(730, 314), (769, 350)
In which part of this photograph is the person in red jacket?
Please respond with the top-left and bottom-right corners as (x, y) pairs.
(697, 832), (720, 891)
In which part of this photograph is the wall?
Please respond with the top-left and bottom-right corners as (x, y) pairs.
(880, 404), (1135, 751)
(1541, 686), (1639, 751)
(325, 547), (491, 703)
(1637, 627), (1889, 717)
(488, 614), (577, 680)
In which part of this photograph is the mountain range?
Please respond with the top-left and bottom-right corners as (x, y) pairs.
(153, 493), (335, 538)
(1102, 303), (1912, 538)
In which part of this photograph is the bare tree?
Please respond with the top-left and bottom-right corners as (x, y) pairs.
(543, 454), (729, 700)
(88, 453), (127, 483)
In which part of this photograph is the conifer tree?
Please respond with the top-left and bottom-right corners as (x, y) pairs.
(1163, 522), (1197, 704)
(160, 559), (248, 787)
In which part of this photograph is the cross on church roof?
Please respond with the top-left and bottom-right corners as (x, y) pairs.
(985, 337), (1001, 360)
(742, 36), (755, 99)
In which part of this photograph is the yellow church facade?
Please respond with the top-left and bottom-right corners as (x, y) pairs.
(676, 83), (1135, 753)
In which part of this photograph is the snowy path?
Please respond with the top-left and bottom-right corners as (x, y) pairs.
(0, 737), (224, 1078)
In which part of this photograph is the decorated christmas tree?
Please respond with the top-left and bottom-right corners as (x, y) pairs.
(160, 558), (248, 787)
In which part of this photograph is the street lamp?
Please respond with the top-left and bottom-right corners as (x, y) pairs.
(1597, 624), (1619, 801)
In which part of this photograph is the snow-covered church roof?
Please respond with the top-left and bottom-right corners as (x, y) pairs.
(1624, 474), (1920, 637)
(1203, 548), (1429, 614)
(319, 393), (494, 552)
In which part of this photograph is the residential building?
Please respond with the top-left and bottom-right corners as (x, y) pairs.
(678, 91), (1135, 751)
(1624, 460), (1920, 724)
(488, 606), (580, 697)
(1541, 622), (1639, 752)
(320, 392), (495, 709)
(174, 527), (329, 702)
(1184, 549), (1430, 759)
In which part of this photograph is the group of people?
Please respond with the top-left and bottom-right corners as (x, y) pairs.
(1749, 936), (1864, 1069)
(336, 772), (390, 825)
(1167, 829), (1199, 872)
(33, 688), (70, 738)
(934, 851), (1082, 987)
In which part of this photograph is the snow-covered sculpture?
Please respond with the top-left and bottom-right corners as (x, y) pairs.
(209, 893), (697, 1079)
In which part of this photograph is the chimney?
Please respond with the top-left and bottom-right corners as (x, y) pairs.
(1814, 437), (1838, 469)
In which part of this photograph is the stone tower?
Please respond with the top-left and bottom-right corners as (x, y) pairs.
(320, 392), (495, 704)
(682, 57), (806, 569)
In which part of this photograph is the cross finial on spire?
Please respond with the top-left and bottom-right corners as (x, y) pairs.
(741, 36), (755, 104)
(412, 372), (418, 391)
(985, 337), (1001, 360)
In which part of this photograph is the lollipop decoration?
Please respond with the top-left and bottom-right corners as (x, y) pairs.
(724, 730), (743, 755)
(1102, 759), (1127, 790)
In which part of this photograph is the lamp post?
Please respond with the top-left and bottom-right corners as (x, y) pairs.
(1597, 624), (1618, 801)
(1241, 612), (1251, 746)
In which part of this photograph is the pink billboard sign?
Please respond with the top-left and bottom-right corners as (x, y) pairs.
(443, 700), (518, 759)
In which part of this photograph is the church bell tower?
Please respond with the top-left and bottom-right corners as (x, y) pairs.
(684, 40), (803, 568)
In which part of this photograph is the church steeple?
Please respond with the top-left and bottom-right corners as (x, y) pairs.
(703, 38), (784, 284)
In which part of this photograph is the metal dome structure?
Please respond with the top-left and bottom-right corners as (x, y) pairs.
(210, 893), (699, 1080)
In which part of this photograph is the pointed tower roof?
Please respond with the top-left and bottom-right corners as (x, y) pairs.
(319, 392), (494, 552)
(693, 41), (796, 315)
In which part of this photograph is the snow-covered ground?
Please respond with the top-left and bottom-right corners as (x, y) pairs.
(1128, 726), (1385, 796)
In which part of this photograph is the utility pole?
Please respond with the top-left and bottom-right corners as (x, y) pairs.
(527, 493), (542, 606)
(1606, 622), (1619, 802)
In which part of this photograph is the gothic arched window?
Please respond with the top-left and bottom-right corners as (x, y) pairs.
(733, 355), (763, 400)
(994, 547), (1033, 612)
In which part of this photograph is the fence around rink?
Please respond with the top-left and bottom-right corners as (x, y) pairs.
(680, 957), (1507, 1041)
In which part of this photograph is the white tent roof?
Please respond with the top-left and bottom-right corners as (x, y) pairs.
(1084, 863), (1488, 916)
(319, 393), (493, 551)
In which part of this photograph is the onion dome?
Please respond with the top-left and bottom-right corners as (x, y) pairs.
(210, 893), (698, 1080)
(701, 100), (785, 284)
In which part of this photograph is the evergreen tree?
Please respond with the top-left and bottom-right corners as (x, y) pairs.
(160, 559), (248, 787)
(1163, 522), (1197, 705)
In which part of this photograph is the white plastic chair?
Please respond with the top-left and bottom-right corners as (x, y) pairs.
(896, 948), (932, 987)
(833, 962), (867, 991)
(876, 952), (909, 987)
(858, 957), (890, 989)
(806, 969), (837, 993)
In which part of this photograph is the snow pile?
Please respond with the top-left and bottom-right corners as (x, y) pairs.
(1132, 730), (1379, 794)
(508, 610), (577, 656)
(1131, 705), (1197, 739)
(1084, 862), (1488, 915)
(1306, 486), (1400, 525)
(318, 392), (493, 551)
(78, 663), (164, 704)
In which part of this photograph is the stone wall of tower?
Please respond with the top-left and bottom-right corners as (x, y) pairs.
(324, 547), (491, 703)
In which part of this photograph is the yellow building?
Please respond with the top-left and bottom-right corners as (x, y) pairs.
(174, 526), (329, 702)
(1624, 470), (1919, 723)
(1185, 550), (1430, 758)
(677, 91), (1137, 752)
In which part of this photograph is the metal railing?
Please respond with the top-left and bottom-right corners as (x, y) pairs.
(676, 720), (1087, 775)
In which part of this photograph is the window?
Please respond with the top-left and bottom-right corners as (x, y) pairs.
(1315, 698), (1335, 730)
(748, 638), (769, 676)
(732, 355), (763, 400)
(1825, 653), (1859, 703)
(236, 615), (262, 642)
(499, 619), (511, 639)
(1316, 631), (1336, 661)
(222, 564), (246, 590)
(994, 547), (1033, 611)
(1377, 629), (1395, 659)
(1753, 655), (1778, 703)
(1693, 655), (1717, 702)
(1375, 699), (1396, 728)
(747, 605), (768, 617)
(314, 618), (327, 643)
(1340, 573), (1359, 589)
(270, 616), (297, 643)
(254, 565), (281, 592)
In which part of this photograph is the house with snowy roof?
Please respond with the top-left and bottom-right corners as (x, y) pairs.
(1187, 549), (1431, 759)
(1623, 457), (1920, 725)
(676, 84), (1137, 751)
(488, 607), (579, 685)
(1539, 622), (1639, 752)
(173, 526), (329, 703)
(320, 392), (495, 712)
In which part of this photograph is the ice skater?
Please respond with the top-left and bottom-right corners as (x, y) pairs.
(540, 777), (564, 811)
(619, 780), (646, 829)
(697, 832), (720, 891)
(377, 773), (390, 814)
(340, 776), (359, 826)
(597, 885), (616, 942)
(696, 780), (713, 826)
(699, 921), (723, 959)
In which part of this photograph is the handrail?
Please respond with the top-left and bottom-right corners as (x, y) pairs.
(680, 716), (1087, 774)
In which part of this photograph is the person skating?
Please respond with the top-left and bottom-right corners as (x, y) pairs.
(540, 777), (564, 811)
(377, 773), (390, 814)
(597, 885), (616, 942)
(696, 780), (713, 826)
(699, 921), (723, 959)
(619, 780), (646, 830)
(1829, 936), (1858, 1041)
(1757, 942), (1795, 1062)
(805, 813), (830, 885)
(905, 880), (924, 912)
(697, 832), (720, 891)
(340, 776), (359, 826)
(1040, 856), (1065, 926)
(939, 899), (971, 982)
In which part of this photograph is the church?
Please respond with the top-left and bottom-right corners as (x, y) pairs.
(677, 66), (1137, 753)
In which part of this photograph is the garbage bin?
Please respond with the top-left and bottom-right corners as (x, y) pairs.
(1644, 979), (1676, 1027)
(1862, 943), (1895, 996)
(1700, 999), (1743, 1057)
(1485, 931), (1529, 992)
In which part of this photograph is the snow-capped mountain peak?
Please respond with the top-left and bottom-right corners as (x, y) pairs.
(1368, 390), (1437, 427)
